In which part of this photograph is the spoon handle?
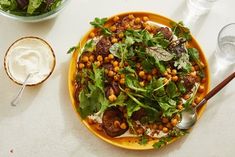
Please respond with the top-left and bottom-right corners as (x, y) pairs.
(11, 73), (31, 106)
(197, 72), (235, 108)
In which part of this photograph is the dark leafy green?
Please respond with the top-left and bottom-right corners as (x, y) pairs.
(171, 21), (192, 41)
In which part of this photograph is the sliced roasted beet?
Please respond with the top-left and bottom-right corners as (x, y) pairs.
(96, 37), (112, 56)
(157, 27), (173, 40)
(102, 107), (128, 137)
(183, 75), (196, 90)
(111, 81), (120, 96)
(131, 108), (147, 121)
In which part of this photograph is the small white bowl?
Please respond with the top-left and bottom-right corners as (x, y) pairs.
(4, 36), (56, 86)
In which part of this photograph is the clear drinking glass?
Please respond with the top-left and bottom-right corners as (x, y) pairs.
(216, 23), (235, 64)
(184, 0), (218, 29)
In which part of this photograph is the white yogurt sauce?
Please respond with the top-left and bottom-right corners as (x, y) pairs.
(6, 37), (55, 85)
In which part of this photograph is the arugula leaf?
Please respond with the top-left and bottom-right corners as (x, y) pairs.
(155, 61), (166, 74)
(177, 82), (186, 94)
(146, 47), (174, 62)
(67, 46), (77, 54)
(187, 48), (204, 69)
(90, 17), (111, 36)
(109, 43), (121, 58)
(0, 0), (17, 11)
(166, 81), (180, 98)
(27, 0), (43, 14)
(118, 66), (136, 75)
(139, 135), (148, 145)
(78, 85), (101, 118)
(171, 21), (192, 41)
(49, 0), (62, 10)
(169, 128), (188, 137)
(83, 39), (96, 52)
(88, 64), (105, 92)
(125, 75), (146, 92)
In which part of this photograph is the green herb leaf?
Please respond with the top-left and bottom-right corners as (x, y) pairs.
(153, 136), (172, 149)
(90, 17), (111, 35)
(187, 48), (204, 69)
(0, 0), (17, 11)
(183, 83), (200, 108)
(166, 81), (180, 98)
(27, 0), (43, 14)
(83, 39), (96, 52)
(171, 21), (192, 41)
(67, 46), (77, 54)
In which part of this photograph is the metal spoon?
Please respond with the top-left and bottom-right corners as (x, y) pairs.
(177, 72), (235, 130)
(11, 72), (37, 106)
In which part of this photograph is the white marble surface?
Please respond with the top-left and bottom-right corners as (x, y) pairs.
(0, 0), (235, 156)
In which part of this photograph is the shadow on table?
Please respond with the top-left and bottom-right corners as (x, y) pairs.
(205, 52), (235, 113)
(57, 61), (189, 157)
(0, 67), (42, 121)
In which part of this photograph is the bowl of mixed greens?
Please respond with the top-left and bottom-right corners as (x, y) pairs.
(68, 12), (210, 150)
(0, 0), (70, 22)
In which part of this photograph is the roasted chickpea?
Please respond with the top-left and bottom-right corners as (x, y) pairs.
(167, 68), (171, 73)
(78, 63), (85, 69)
(108, 94), (117, 102)
(162, 117), (169, 124)
(89, 55), (95, 62)
(143, 16), (149, 22)
(82, 56), (89, 62)
(97, 55), (103, 62)
(177, 104), (183, 110)
(104, 57), (109, 63)
(110, 25), (117, 32)
(145, 25), (151, 31)
(172, 76), (179, 82)
(114, 74), (120, 81)
(134, 17), (141, 24)
(199, 85), (205, 93)
(89, 32), (95, 38)
(108, 70), (115, 77)
(171, 118), (178, 126)
(95, 61), (101, 67)
(119, 78), (125, 84)
(111, 38), (118, 43)
(190, 71), (197, 77)
(147, 74), (152, 81)
(112, 61), (119, 67)
(191, 66), (196, 72)
(163, 78), (169, 84)
(120, 74), (125, 78)
(120, 123), (127, 129)
(163, 71), (168, 76)
(128, 14), (135, 19)
(86, 62), (92, 68)
(184, 94), (190, 100)
(114, 66), (120, 72)
(163, 127), (169, 133)
(108, 54), (114, 60)
(195, 97), (201, 104)
(113, 16), (119, 22)
(171, 69), (177, 75)
(139, 71), (145, 78)
(105, 69), (109, 74)
(118, 32), (124, 38)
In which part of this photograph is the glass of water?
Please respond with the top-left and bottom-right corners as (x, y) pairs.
(216, 23), (235, 64)
(184, 0), (218, 29)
